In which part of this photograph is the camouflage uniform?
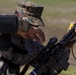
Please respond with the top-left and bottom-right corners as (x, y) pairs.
(12, 0), (45, 66)
(0, 1), (71, 75)
(0, 1), (45, 75)
(16, 0), (44, 26)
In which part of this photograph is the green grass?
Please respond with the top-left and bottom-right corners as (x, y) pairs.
(31, 0), (76, 18)
(59, 66), (76, 75)
(0, 0), (76, 20)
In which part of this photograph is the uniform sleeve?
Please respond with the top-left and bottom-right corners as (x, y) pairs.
(0, 15), (18, 33)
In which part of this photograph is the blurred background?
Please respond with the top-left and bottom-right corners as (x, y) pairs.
(0, 0), (76, 75)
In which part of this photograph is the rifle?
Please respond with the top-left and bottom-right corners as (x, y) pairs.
(28, 23), (76, 75)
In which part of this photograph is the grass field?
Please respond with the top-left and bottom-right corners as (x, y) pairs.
(0, 0), (76, 75)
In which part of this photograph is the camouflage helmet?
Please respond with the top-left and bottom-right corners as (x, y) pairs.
(16, 1), (45, 26)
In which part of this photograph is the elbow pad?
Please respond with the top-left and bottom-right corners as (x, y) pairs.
(0, 15), (18, 33)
